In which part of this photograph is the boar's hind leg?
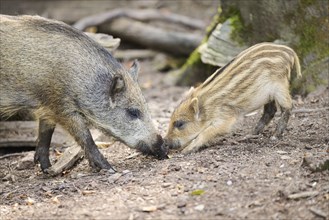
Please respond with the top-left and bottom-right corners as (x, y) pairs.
(253, 101), (277, 135)
(34, 119), (55, 172)
(62, 114), (115, 172)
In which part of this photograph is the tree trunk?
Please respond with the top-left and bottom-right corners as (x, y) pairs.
(168, 0), (329, 94)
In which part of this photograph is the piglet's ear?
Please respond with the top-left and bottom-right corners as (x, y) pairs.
(110, 74), (125, 97)
(128, 59), (140, 81)
(190, 97), (200, 120)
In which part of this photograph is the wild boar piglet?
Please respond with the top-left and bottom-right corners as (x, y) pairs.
(165, 42), (301, 154)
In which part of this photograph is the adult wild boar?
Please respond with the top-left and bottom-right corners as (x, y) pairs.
(0, 15), (167, 173)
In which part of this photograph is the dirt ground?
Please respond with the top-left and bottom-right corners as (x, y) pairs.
(0, 59), (328, 220)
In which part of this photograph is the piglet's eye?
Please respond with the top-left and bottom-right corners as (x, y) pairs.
(127, 108), (142, 120)
(173, 120), (186, 130)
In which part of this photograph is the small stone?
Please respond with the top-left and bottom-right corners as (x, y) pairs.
(16, 152), (34, 170)
(281, 155), (291, 160)
(141, 205), (157, 212)
(194, 204), (205, 211)
(177, 202), (186, 208)
(108, 173), (122, 184)
(122, 170), (131, 175)
(227, 180), (232, 186)
(162, 183), (171, 188)
(276, 150), (288, 155)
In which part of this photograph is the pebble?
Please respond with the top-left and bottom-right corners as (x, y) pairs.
(276, 150), (288, 155)
(162, 182), (172, 188)
(177, 202), (186, 208)
(281, 155), (291, 160)
(227, 180), (232, 186)
(194, 204), (205, 211)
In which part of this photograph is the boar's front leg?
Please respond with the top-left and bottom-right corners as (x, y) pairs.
(61, 113), (115, 172)
(182, 117), (237, 154)
(34, 119), (55, 172)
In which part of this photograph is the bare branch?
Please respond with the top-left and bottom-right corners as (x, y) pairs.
(73, 8), (206, 31)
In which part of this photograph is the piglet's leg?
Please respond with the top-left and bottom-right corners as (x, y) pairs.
(253, 100), (277, 135)
(182, 117), (237, 154)
(271, 108), (291, 140)
(271, 84), (292, 140)
(34, 119), (55, 172)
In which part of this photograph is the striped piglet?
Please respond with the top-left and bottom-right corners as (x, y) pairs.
(165, 42), (301, 154)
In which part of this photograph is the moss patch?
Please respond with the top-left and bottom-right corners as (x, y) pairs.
(174, 7), (222, 86)
(218, 6), (252, 46)
(288, 1), (329, 94)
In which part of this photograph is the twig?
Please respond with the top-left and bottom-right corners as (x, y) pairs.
(309, 207), (327, 218)
(72, 183), (82, 194)
(236, 135), (259, 143)
(287, 191), (319, 199)
(73, 8), (205, 31)
(0, 152), (27, 160)
(292, 107), (329, 114)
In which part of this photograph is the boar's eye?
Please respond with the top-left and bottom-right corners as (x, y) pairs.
(173, 120), (186, 130)
(126, 108), (142, 120)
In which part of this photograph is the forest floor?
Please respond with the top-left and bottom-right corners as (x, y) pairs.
(0, 59), (328, 220)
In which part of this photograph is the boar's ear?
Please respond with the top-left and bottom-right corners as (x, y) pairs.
(128, 59), (140, 81)
(110, 74), (125, 97)
(190, 97), (200, 120)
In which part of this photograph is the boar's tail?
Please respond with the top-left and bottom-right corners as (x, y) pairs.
(292, 51), (302, 79)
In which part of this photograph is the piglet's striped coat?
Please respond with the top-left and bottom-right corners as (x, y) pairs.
(165, 42), (301, 154)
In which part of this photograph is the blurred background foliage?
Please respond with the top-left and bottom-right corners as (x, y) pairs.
(1, 0), (328, 95)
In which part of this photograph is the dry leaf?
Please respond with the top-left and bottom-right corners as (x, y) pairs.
(82, 190), (96, 195)
(54, 149), (63, 157)
(51, 196), (60, 204)
(26, 197), (35, 205)
(191, 189), (205, 196)
(96, 142), (112, 148)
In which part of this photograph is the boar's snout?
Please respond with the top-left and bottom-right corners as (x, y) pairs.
(137, 135), (169, 159)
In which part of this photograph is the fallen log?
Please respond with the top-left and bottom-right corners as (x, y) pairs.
(98, 18), (203, 56)
(73, 8), (206, 31)
(84, 32), (120, 52)
(114, 49), (157, 60)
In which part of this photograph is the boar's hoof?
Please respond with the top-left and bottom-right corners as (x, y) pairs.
(87, 153), (116, 172)
(34, 153), (52, 173)
(89, 160), (116, 173)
